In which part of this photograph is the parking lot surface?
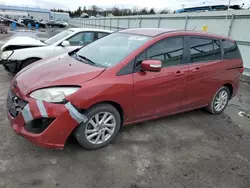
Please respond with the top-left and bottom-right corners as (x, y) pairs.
(0, 31), (250, 188)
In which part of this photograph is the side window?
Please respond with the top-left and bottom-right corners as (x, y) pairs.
(223, 40), (241, 59)
(147, 37), (184, 67)
(67, 32), (94, 46)
(136, 37), (184, 68)
(97, 32), (109, 39)
(189, 37), (221, 63)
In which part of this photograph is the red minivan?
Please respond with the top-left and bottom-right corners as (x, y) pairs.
(7, 28), (244, 150)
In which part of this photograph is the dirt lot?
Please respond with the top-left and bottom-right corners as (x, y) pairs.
(0, 31), (250, 188)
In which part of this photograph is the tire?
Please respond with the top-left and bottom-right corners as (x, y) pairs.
(74, 104), (121, 150)
(207, 86), (230, 114)
(19, 58), (40, 71)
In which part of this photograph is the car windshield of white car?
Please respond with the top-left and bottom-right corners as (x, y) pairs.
(76, 32), (152, 68)
(45, 30), (74, 45)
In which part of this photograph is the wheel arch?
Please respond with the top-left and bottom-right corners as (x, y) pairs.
(88, 101), (124, 125)
(223, 83), (233, 99)
(18, 57), (42, 70)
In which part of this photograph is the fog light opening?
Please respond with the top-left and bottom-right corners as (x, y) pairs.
(24, 118), (55, 134)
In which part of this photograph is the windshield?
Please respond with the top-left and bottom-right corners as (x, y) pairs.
(76, 32), (152, 67)
(45, 29), (74, 45)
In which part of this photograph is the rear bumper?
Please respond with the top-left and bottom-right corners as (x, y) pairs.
(1, 59), (19, 74)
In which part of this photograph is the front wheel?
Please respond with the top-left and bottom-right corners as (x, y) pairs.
(207, 86), (230, 114)
(74, 104), (121, 150)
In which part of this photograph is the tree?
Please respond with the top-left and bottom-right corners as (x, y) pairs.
(160, 8), (170, 14)
(140, 8), (148, 15)
(51, 6), (171, 18)
(91, 5), (98, 16)
(149, 8), (156, 14)
(112, 6), (121, 16)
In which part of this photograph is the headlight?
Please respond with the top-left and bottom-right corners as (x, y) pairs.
(30, 87), (80, 103)
(1, 51), (13, 60)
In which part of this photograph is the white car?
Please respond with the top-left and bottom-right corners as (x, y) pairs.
(1, 28), (113, 73)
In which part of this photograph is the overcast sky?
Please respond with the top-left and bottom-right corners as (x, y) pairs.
(0, 0), (248, 11)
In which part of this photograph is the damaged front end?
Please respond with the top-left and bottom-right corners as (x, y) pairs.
(1, 59), (21, 74)
(1, 46), (42, 74)
(7, 89), (88, 149)
(1, 36), (46, 73)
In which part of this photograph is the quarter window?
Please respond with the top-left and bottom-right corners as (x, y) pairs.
(223, 40), (241, 59)
(136, 37), (184, 68)
(190, 37), (221, 63)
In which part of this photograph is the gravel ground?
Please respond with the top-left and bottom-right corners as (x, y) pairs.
(0, 31), (250, 188)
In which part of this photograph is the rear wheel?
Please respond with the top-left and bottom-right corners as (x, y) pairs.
(19, 58), (40, 71)
(74, 104), (121, 150)
(207, 86), (230, 114)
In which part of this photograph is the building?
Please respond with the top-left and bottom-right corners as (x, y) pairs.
(51, 11), (70, 21)
(0, 5), (51, 21)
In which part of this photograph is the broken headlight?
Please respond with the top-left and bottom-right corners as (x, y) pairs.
(1, 51), (13, 60)
(30, 87), (80, 103)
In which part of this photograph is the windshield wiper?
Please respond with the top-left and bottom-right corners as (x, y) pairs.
(78, 55), (96, 66)
(73, 53), (107, 68)
(73, 53), (87, 63)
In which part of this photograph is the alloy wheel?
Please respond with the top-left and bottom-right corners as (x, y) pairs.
(85, 112), (116, 145)
(214, 90), (229, 112)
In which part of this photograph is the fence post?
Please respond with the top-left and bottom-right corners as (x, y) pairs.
(228, 14), (235, 37)
(158, 16), (161, 28)
(184, 15), (189, 30)
(110, 18), (112, 30)
(139, 17), (142, 28)
(117, 18), (120, 31)
(128, 17), (130, 28)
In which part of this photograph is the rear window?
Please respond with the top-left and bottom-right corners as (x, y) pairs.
(189, 37), (221, 63)
(223, 40), (241, 59)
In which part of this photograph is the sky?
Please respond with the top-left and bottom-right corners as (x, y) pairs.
(0, 0), (249, 11)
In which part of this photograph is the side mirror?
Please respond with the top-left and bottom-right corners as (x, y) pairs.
(61, 40), (70, 47)
(141, 60), (162, 72)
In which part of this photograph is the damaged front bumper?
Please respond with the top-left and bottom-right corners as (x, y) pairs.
(1, 59), (19, 74)
(7, 89), (88, 149)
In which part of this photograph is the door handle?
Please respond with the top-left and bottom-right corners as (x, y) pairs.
(174, 70), (184, 76)
(191, 67), (200, 72)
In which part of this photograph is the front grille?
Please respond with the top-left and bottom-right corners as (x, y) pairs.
(7, 90), (28, 117)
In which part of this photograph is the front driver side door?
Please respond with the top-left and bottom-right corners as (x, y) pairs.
(133, 36), (189, 120)
(54, 32), (95, 55)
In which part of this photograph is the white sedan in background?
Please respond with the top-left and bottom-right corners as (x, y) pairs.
(1, 28), (113, 74)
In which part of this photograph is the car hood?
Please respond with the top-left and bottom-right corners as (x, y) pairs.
(1, 36), (46, 51)
(14, 54), (105, 95)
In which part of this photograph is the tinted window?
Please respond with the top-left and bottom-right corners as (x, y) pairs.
(98, 32), (109, 39)
(223, 40), (241, 59)
(190, 37), (221, 63)
(68, 32), (94, 46)
(136, 37), (184, 68)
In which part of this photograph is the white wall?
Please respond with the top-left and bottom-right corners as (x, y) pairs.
(51, 11), (70, 21)
(27, 11), (50, 21)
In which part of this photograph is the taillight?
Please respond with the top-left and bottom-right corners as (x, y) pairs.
(239, 67), (244, 74)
